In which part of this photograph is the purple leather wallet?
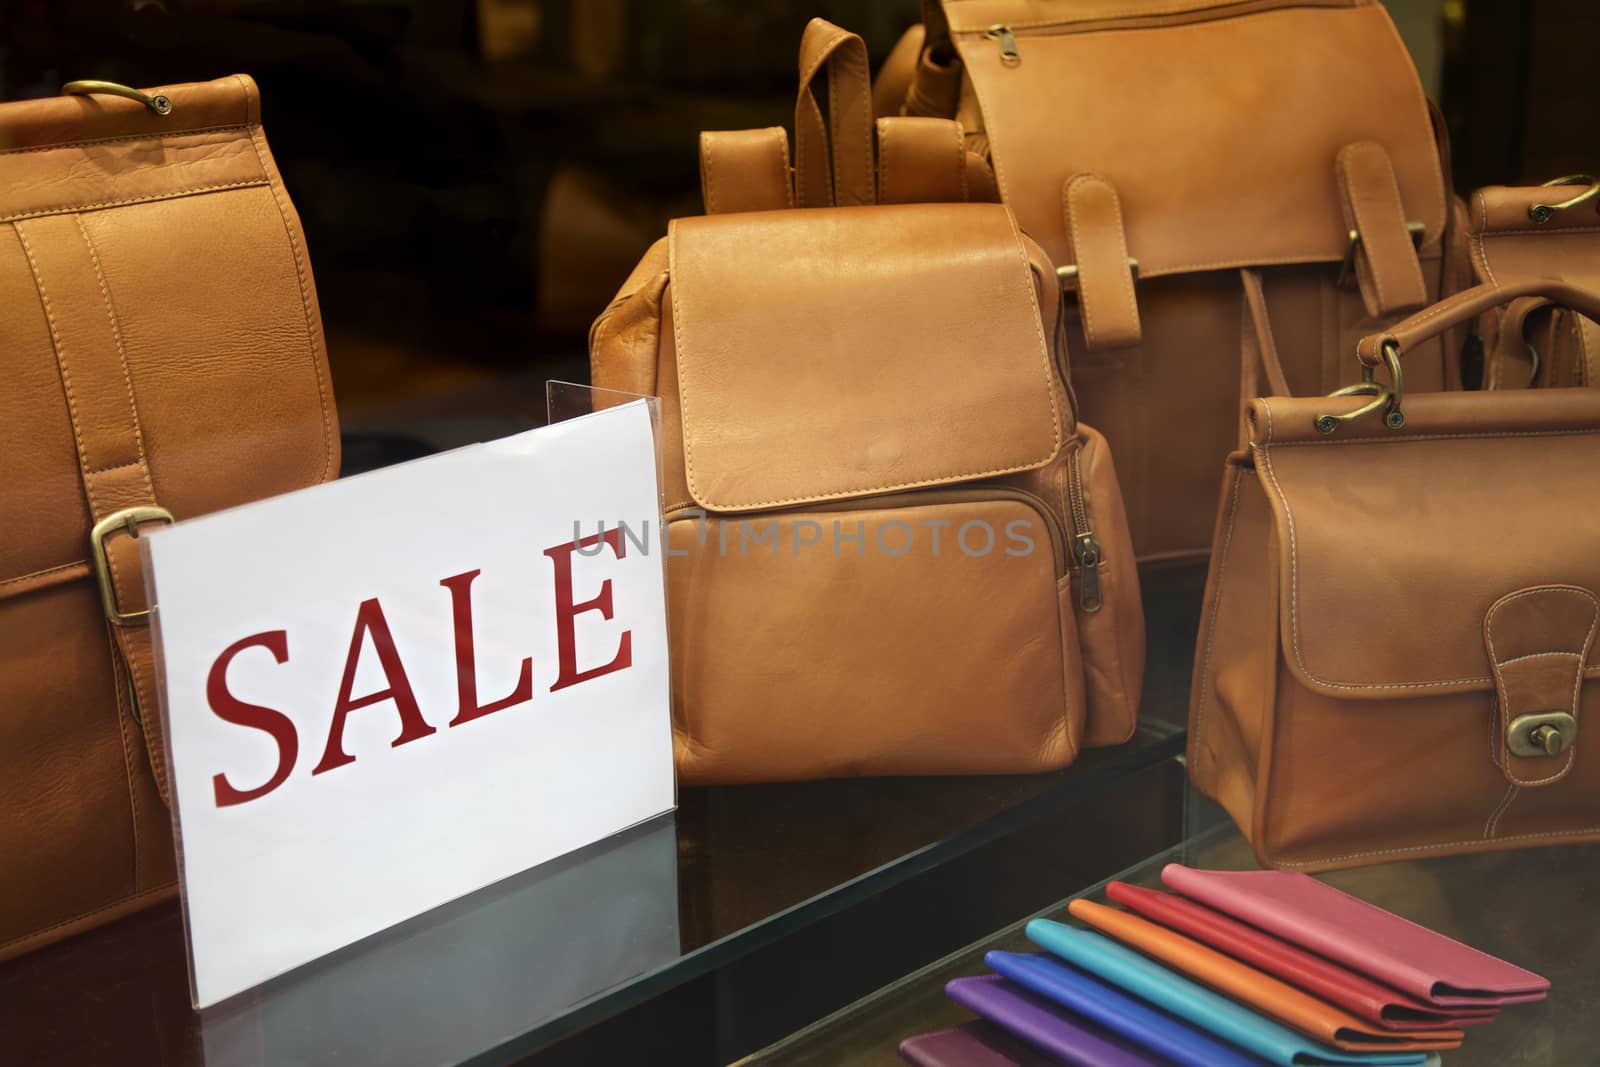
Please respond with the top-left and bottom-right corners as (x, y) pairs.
(946, 975), (1166, 1067)
(899, 1020), (1070, 1066)
(1162, 864), (1549, 1008)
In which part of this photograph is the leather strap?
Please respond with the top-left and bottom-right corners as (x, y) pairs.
(699, 127), (792, 215)
(1485, 296), (1549, 389)
(903, 42), (963, 119)
(795, 18), (874, 208)
(875, 117), (966, 205)
(1337, 142), (1428, 318)
(1238, 269), (1291, 447)
(1359, 278), (1600, 365)
(1061, 173), (1141, 350)
(874, 24), (925, 118)
(14, 213), (171, 805)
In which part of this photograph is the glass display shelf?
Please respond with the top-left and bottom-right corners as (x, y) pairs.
(741, 818), (1597, 1067)
(0, 564), (1205, 1067)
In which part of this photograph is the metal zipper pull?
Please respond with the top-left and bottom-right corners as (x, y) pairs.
(1074, 532), (1103, 613)
(985, 25), (1020, 66)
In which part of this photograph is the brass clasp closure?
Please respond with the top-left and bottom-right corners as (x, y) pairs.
(1507, 711), (1577, 758)
(1529, 175), (1599, 224)
(1314, 340), (1406, 434)
(91, 506), (174, 627)
(62, 79), (173, 116)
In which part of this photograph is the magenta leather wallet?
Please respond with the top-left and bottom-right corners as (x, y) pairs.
(899, 1020), (1070, 1066)
(1161, 864), (1549, 1008)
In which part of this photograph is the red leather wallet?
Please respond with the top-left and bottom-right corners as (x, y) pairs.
(1106, 882), (1496, 1029)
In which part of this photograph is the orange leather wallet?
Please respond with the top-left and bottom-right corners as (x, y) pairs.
(1068, 900), (1463, 1053)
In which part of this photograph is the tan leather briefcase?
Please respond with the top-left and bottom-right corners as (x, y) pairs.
(1469, 176), (1600, 389)
(1189, 279), (1600, 871)
(0, 76), (339, 960)
(875, 0), (1470, 562)
(591, 201), (1144, 785)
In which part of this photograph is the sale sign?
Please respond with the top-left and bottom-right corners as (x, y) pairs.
(144, 400), (674, 1008)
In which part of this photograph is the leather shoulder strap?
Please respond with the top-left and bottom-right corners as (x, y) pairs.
(795, 18), (874, 207)
(14, 213), (171, 805)
(699, 128), (792, 215)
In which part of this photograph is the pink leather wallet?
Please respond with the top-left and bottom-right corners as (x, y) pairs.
(1162, 864), (1549, 1008)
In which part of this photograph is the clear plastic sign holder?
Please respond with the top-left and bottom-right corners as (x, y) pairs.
(138, 383), (679, 1064)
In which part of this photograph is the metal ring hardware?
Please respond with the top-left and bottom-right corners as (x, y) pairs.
(62, 79), (173, 116)
(1314, 340), (1405, 434)
(1529, 174), (1599, 224)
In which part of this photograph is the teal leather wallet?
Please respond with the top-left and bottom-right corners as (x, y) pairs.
(1025, 920), (1432, 1067)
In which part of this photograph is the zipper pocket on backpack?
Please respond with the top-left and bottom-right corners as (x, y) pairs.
(1066, 449), (1103, 614)
(977, 1), (1349, 62)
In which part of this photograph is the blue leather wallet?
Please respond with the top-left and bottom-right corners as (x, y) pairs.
(986, 951), (1267, 1067)
(1025, 920), (1431, 1067)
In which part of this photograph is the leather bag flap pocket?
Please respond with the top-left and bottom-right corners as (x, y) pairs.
(666, 203), (1063, 513)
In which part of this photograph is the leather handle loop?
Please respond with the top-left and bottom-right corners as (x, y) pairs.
(1358, 279), (1600, 366)
(795, 18), (875, 208)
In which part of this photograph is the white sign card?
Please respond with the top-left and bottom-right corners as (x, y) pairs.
(144, 399), (674, 1008)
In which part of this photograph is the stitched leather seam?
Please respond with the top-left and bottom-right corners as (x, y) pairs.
(878, 119), (895, 204)
(0, 561), (88, 590)
(0, 122), (251, 155)
(1190, 463), (1245, 771)
(1485, 784), (1518, 839)
(1477, 226), (1600, 239)
(700, 133), (719, 214)
(1, 179), (271, 223)
(774, 129), (794, 209)
(1485, 585), (1597, 788)
(670, 211), (1062, 510)
(955, 121), (969, 202)
(84, 459), (145, 477)
(14, 221), (98, 492)
(0, 883), (175, 954)
(1496, 650), (1583, 666)
(1277, 825), (1600, 868)
(1472, 191), (1499, 286)
(247, 126), (335, 485)
(77, 215), (156, 499)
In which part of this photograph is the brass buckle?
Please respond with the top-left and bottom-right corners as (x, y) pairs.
(1529, 174), (1599, 224)
(1057, 258), (1139, 288)
(91, 506), (174, 627)
(1314, 340), (1405, 434)
(1337, 221), (1425, 289)
(1507, 711), (1577, 758)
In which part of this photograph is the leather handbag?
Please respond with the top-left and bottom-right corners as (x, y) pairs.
(1188, 279), (1600, 872)
(1469, 176), (1600, 389)
(590, 200), (1143, 785)
(864, 0), (1470, 562)
(1, 76), (339, 960)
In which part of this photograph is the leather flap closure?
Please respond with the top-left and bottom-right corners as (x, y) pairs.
(1245, 390), (1600, 698)
(667, 203), (1063, 512)
(1485, 585), (1597, 787)
(945, 0), (1446, 277)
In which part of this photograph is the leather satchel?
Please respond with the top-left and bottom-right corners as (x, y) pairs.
(868, 0), (1470, 562)
(0, 77), (339, 960)
(590, 200), (1143, 785)
(1188, 279), (1600, 871)
(1469, 176), (1600, 389)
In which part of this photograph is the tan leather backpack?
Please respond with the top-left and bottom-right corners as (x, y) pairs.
(865, 0), (1474, 562)
(591, 200), (1144, 786)
(1, 77), (338, 960)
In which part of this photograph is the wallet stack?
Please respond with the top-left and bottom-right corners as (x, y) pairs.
(901, 865), (1549, 1067)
